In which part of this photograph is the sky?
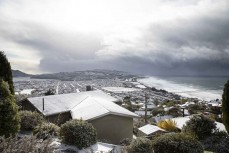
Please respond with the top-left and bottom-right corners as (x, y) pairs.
(0, 0), (229, 76)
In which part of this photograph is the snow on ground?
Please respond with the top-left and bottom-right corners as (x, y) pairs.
(20, 89), (35, 95)
(136, 84), (147, 89)
(102, 87), (140, 93)
(51, 139), (122, 153)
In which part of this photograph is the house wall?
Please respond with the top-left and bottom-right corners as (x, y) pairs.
(89, 114), (133, 144)
(46, 112), (72, 125)
(20, 99), (38, 112)
(20, 99), (71, 125)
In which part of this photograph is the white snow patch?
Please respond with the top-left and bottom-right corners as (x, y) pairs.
(102, 87), (140, 93)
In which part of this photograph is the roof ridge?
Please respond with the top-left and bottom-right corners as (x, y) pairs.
(70, 95), (90, 110)
(92, 98), (110, 113)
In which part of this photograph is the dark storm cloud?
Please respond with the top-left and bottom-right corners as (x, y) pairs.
(1, 0), (229, 76)
(103, 5), (229, 76)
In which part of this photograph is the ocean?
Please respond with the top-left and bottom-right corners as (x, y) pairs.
(138, 76), (229, 101)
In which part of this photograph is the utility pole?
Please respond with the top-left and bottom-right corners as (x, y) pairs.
(145, 93), (149, 124)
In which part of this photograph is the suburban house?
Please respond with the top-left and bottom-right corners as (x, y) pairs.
(20, 90), (139, 144)
(138, 124), (167, 138)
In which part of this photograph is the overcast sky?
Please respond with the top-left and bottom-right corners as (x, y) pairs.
(1, 0), (229, 76)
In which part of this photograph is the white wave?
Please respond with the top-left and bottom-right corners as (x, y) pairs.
(138, 77), (222, 101)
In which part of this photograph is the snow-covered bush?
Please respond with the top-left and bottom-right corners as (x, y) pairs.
(19, 110), (44, 131)
(60, 119), (97, 149)
(33, 122), (60, 140)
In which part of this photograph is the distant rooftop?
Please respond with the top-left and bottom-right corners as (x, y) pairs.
(138, 124), (166, 135)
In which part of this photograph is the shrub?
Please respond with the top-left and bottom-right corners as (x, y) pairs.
(157, 119), (179, 132)
(166, 107), (182, 117)
(0, 135), (54, 153)
(0, 80), (20, 137)
(33, 122), (60, 140)
(60, 119), (97, 149)
(152, 107), (165, 116)
(127, 137), (153, 153)
(19, 110), (44, 131)
(222, 80), (229, 133)
(188, 104), (206, 115)
(152, 133), (204, 153)
(182, 115), (217, 140)
(120, 138), (131, 146)
(202, 130), (229, 153)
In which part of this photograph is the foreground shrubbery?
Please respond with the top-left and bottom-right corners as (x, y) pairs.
(152, 133), (204, 153)
(202, 130), (229, 153)
(60, 119), (97, 149)
(19, 110), (44, 131)
(0, 135), (54, 153)
(127, 137), (153, 153)
(0, 80), (20, 137)
(33, 122), (60, 140)
(182, 114), (216, 140)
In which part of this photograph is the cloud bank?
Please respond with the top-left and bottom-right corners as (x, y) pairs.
(0, 0), (229, 76)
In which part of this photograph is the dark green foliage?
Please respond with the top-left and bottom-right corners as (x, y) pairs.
(152, 107), (165, 116)
(120, 138), (131, 146)
(182, 115), (217, 140)
(188, 104), (206, 115)
(0, 135), (54, 153)
(152, 133), (203, 153)
(127, 137), (153, 153)
(223, 80), (229, 133)
(123, 96), (133, 111)
(0, 80), (20, 137)
(202, 130), (229, 153)
(0, 51), (14, 94)
(19, 110), (44, 131)
(166, 107), (182, 117)
(44, 89), (55, 96)
(33, 122), (60, 140)
(60, 119), (97, 149)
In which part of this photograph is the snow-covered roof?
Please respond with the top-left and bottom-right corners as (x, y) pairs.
(169, 116), (226, 132)
(79, 142), (121, 153)
(138, 124), (166, 135)
(135, 111), (151, 116)
(27, 90), (138, 120)
(153, 115), (173, 123)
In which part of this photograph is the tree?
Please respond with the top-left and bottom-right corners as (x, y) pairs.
(152, 107), (165, 116)
(123, 96), (133, 111)
(182, 114), (216, 140)
(166, 107), (182, 117)
(223, 80), (229, 133)
(0, 80), (20, 137)
(44, 89), (55, 96)
(0, 51), (14, 94)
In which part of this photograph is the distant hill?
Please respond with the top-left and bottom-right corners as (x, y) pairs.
(31, 69), (138, 81)
(12, 70), (31, 77)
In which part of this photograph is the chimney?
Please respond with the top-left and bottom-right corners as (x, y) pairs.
(42, 98), (44, 111)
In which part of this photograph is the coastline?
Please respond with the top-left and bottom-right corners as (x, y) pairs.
(137, 76), (223, 102)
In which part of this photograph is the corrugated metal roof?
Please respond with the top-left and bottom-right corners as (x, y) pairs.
(27, 90), (138, 120)
(138, 124), (166, 135)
